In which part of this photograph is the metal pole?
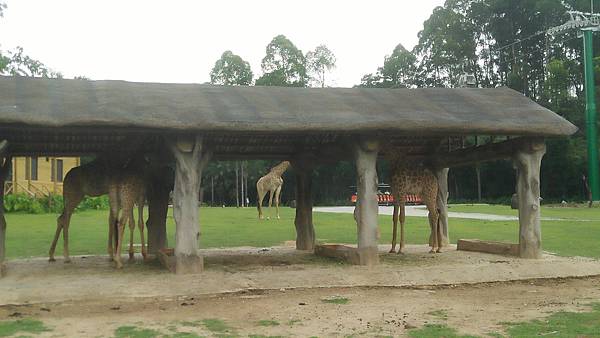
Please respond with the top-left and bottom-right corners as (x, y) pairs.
(583, 29), (600, 201)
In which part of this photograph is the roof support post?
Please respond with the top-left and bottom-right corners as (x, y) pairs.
(512, 138), (546, 259)
(0, 141), (10, 277)
(169, 136), (211, 274)
(435, 168), (450, 246)
(353, 139), (379, 266)
(145, 163), (172, 257)
(292, 156), (315, 251)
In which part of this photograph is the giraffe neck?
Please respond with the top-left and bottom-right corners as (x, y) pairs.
(270, 161), (290, 177)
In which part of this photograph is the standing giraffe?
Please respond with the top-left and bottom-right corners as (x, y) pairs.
(49, 159), (114, 262)
(108, 170), (146, 269)
(256, 161), (291, 219)
(389, 163), (442, 254)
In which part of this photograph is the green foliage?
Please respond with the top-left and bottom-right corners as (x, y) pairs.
(76, 195), (109, 211)
(210, 50), (253, 86)
(2, 194), (108, 214)
(255, 35), (308, 87)
(0, 46), (62, 78)
(359, 44), (416, 88)
(114, 325), (160, 338)
(306, 44), (336, 87)
(0, 319), (51, 337)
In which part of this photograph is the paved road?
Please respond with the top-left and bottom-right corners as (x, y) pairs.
(314, 205), (559, 221)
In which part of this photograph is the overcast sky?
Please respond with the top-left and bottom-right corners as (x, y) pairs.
(0, 0), (445, 87)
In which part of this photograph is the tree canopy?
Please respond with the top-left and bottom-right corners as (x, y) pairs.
(306, 44), (336, 87)
(255, 35), (308, 87)
(210, 50), (253, 86)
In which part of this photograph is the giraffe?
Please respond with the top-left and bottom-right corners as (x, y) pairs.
(48, 150), (147, 263)
(108, 170), (146, 269)
(256, 161), (291, 220)
(389, 163), (442, 254)
(49, 158), (114, 262)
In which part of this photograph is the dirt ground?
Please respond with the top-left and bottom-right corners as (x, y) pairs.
(2, 245), (600, 337)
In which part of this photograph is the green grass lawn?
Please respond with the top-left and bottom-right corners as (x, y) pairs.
(4, 205), (600, 259)
(448, 204), (600, 220)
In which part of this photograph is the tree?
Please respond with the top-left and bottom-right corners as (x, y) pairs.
(0, 2), (6, 17)
(0, 46), (62, 78)
(306, 44), (336, 87)
(358, 44), (417, 88)
(255, 35), (308, 87)
(209, 50), (253, 86)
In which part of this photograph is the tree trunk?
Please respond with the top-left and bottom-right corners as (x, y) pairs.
(354, 140), (379, 266)
(169, 136), (211, 274)
(146, 165), (171, 256)
(476, 164), (482, 202)
(293, 159), (315, 251)
(0, 152), (10, 277)
(513, 138), (546, 259)
(435, 168), (450, 246)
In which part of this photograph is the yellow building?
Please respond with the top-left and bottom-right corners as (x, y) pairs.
(4, 157), (80, 197)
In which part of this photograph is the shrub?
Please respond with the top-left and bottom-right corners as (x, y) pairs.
(3, 193), (109, 214)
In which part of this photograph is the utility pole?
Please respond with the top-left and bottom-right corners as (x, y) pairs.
(583, 28), (600, 201)
(549, 11), (600, 202)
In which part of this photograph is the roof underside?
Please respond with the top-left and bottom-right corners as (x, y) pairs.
(0, 76), (577, 157)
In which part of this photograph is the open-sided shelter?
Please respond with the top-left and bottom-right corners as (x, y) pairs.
(0, 76), (577, 274)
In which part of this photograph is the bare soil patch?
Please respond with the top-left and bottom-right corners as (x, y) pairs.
(2, 245), (600, 337)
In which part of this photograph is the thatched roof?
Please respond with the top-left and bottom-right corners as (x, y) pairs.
(0, 76), (577, 136)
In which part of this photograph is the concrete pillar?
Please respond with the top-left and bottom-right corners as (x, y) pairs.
(435, 168), (450, 246)
(169, 136), (211, 274)
(513, 138), (546, 259)
(353, 139), (379, 266)
(292, 158), (315, 251)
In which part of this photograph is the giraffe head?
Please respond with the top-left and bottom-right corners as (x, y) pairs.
(270, 161), (291, 176)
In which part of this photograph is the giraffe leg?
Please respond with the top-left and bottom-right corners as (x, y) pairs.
(390, 202), (399, 253)
(399, 200), (406, 254)
(256, 184), (266, 220)
(108, 187), (119, 261)
(426, 199), (439, 254)
(267, 190), (275, 220)
(274, 186), (282, 220)
(62, 212), (73, 263)
(128, 209), (135, 260)
(114, 215), (126, 269)
(138, 200), (146, 259)
(50, 193), (81, 262)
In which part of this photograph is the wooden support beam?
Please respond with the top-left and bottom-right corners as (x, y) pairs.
(513, 138), (546, 259)
(292, 155), (316, 251)
(457, 239), (519, 256)
(430, 137), (542, 168)
(169, 135), (211, 274)
(353, 139), (379, 266)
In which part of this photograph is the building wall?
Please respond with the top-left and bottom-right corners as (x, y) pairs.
(6, 157), (80, 196)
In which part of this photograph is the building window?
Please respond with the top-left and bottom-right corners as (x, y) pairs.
(56, 159), (64, 182)
(30, 157), (38, 181)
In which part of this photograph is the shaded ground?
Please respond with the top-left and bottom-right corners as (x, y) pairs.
(2, 277), (600, 337)
(2, 246), (600, 336)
